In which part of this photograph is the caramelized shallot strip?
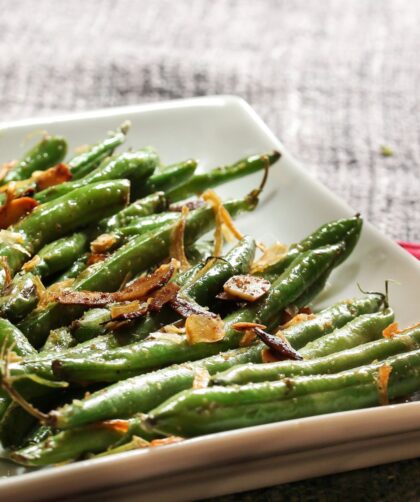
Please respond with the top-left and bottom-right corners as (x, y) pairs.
(202, 190), (244, 256)
(250, 242), (288, 274)
(382, 322), (400, 338)
(109, 283), (180, 322)
(150, 436), (184, 447)
(22, 254), (41, 273)
(377, 364), (393, 405)
(202, 190), (224, 257)
(51, 261), (177, 307)
(170, 295), (217, 318)
(148, 282), (180, 312)
(0, 194), (38, 229)
(169, 206), (190, 271)
(0, 256), (12, 288)
(97, 419), (130, 433)
(33, 163), (72, 190)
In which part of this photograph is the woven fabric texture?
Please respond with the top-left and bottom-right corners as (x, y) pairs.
(0, 0), (419, 240)
(0, 1), (419, 500)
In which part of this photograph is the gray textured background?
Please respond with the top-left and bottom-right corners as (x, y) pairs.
(0, 0), (419, 241)
(0, 0), (419, 499)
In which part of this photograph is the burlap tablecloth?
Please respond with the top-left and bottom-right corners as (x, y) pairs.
(0, 0), (419, 499)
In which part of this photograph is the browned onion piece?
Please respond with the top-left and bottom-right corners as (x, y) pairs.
(114, 261), (177, 302)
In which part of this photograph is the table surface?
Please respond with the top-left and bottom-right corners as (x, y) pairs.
(1, 0), (419, 499)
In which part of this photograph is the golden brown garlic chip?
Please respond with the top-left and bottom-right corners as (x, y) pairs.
(185, 314), (225, 344)
(223, 274), (270, 302)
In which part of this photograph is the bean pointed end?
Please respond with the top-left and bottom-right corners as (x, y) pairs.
(119, 120), (132, 135)
(269, 150), (281, 164)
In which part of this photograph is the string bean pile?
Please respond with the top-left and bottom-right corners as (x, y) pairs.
(0, 124), (418, 467)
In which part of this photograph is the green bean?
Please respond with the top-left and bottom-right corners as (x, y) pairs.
(211, 304), (392, 387)
(92, 437), (149, 458)
(258, 215), (362, 282)
(0, 403), (38, 448)
(186, 240), (214, 265)
(0, 179), (130, 289)
(0, 319), (37, 357)
(99, 211), (210, 252)
(49, 243), (343, 383)
(22, 424), (53, 447)
(71, 309), (110, 342)
(0, 397), (9, 422)
(47, 264), (204, 349)
(10, 421), (130, 466)
(293, 269), (330, 308)
(214, 324), (420, 385)
(166, 151), (280, 202)
(74, 233), (255, 347)
(30, 232), (90, 278)
(1, 136), (67, 184)
(0, 233), (89, 321)
(12, 414), (161, 466)
(49, 344), (266, 429)
(284, 294), (385, 350)
(255, 243), (345, 330)
(35, 150), (158, 203)
(56, 254), (89, 281)
(145, 349), (420, 437)
(138, 159), (197, 197)
(98, 192), (167, 231)
(69, 128), (127, 180)
(0, 273), (39, 322)
(18, 195), (257, 347)
(100, 212), (182, 250)
(212, 293), (385, 385)
(298, 308), (394, 359)
(16, 178), (128, 254)
(14, 236), (254, 378)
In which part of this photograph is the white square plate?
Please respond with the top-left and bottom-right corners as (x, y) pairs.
(0, 96), (419, 501)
